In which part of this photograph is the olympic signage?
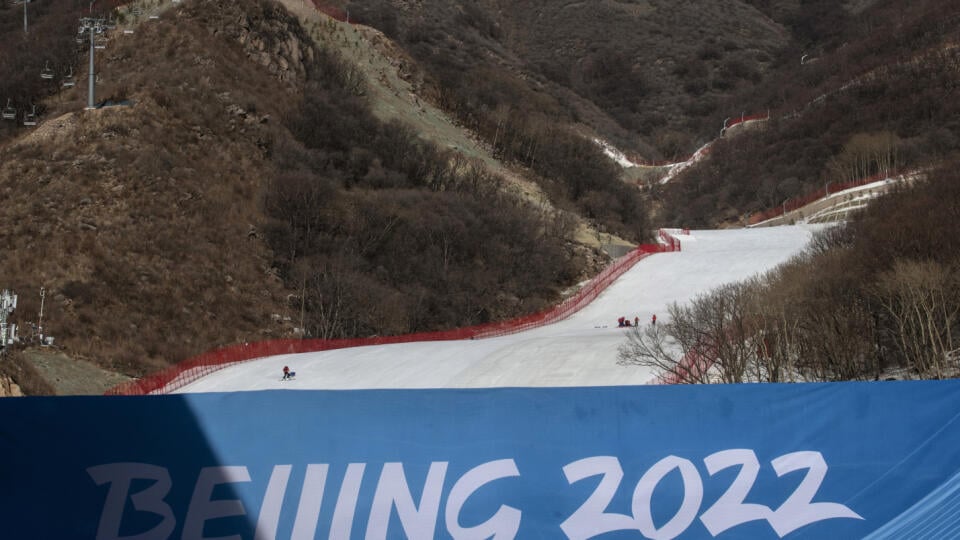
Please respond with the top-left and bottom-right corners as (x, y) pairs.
(3, 381), (960, 538)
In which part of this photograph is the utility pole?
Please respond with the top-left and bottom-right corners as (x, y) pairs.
(22, 0), (29, 34)
(37, 287), (45, 342)
(79, 17), (106, 110)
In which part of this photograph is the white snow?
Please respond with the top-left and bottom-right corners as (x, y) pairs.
(660, 141), (714, 184)
(176, 226), (822, 393)
(594, 138), (638, 168)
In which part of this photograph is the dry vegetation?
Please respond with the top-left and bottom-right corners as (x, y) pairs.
(661, 0), (960, 227)
(2, 0), (958, 392)
(1, 0), (303, 376)
(0, 0), (595, 389)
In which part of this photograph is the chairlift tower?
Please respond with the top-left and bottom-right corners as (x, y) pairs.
(79, 17), (107, 110)
(0, 290), (18, 350)
(20, 0), (30, 34)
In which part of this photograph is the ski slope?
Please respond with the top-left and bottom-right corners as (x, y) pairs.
(177, 226), (822, 393)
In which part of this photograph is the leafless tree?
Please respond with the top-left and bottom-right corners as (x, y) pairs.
(874, 260), (960, 379)
(617, 313), (713, 384)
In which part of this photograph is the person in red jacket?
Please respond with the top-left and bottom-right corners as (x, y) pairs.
(651, 314), (657, 326)
(282, 365), (291, 380)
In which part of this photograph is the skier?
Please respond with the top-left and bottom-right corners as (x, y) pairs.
(651, 314), (657, 326)
(634, 316), (639, 327)
(282, 365), (291, 380)
(618, 316), (625, 327)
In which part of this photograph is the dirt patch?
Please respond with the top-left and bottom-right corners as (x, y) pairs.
(22, 347), (131, 395)
(277, 0), (638, 250)
(0, 375), (24, 397)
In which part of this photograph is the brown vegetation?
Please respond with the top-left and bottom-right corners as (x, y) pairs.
(662, 0), (960, 227)
(0, 0), (590, 392)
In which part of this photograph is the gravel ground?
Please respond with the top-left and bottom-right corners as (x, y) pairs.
(23, 348), (131, 396)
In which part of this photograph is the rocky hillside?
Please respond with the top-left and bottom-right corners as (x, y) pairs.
(658, 0), (960, 227)
(0, 0), (310, 379)
(337, 0), (791, 161)
(0, 0), (619, 392)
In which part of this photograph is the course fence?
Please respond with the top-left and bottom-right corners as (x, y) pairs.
(106, 231), (684, 395)
(748, 170), (902, 225)
(309, 1), (349, 22)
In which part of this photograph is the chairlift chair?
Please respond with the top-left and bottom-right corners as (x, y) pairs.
(62, 68), (76, 88)
(40, 62), (54, 80)
(1, 99), (15, 121)
(22, 106), (37, 127)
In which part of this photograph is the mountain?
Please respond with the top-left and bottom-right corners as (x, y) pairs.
(657, 0), (960, 227)
(341, 0), (790, 160)
(1, 0), (958, 394)
(0, 0), (600, 392)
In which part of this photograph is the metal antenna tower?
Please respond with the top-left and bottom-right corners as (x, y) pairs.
(79, 17), (107, 110)
(0, 290), (18, 351)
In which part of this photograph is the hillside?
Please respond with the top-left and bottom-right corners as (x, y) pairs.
(0, 0), (308, 387)
(0, 0), (620, 393)
(335, 0), (791, 162)
(658, 0), (960, 227)
(2, 0), (958, 395)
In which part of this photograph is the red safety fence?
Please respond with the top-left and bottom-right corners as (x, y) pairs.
(651, 346), (715, 385)
(724, 112), (769, 131)
(106, 231), (685, 395)
(310, 1), (350, 23)
(748, 170), (901, 225)
(634, 112), (767, 167)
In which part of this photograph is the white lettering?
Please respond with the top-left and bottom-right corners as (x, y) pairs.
(768, 451), (863, 537)
(366, 462), (448, 540)
(445, 459), (521, 539)
(632, 456), (702, 540)
(560, 456), (637, 539)
(700, 449), (773, 535)
(291, 464), (329, 540)
(254, 465), (292, 540)
(330, 463), (365, 539)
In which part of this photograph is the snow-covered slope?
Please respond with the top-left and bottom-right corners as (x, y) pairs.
(177, 226), (821, 393)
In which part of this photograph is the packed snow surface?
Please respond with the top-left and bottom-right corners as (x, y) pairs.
(177, 226), (822, 393)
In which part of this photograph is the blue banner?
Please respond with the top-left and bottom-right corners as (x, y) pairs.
(3, 381), (960, 539)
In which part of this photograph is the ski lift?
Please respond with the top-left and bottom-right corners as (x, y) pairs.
(40, 61), (54, 80)
(22, 106), (37, 127)
(62, 68), (76, 88)
(1, 99), (15, 121)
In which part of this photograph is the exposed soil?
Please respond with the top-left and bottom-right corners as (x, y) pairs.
(22, 347), (131, 396)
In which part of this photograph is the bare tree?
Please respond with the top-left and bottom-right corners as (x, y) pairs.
(875, 260), (960, 379)
(618, 282), (766, 384)
(617, 314), (713, 384)
(826, 131), (901, 184)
